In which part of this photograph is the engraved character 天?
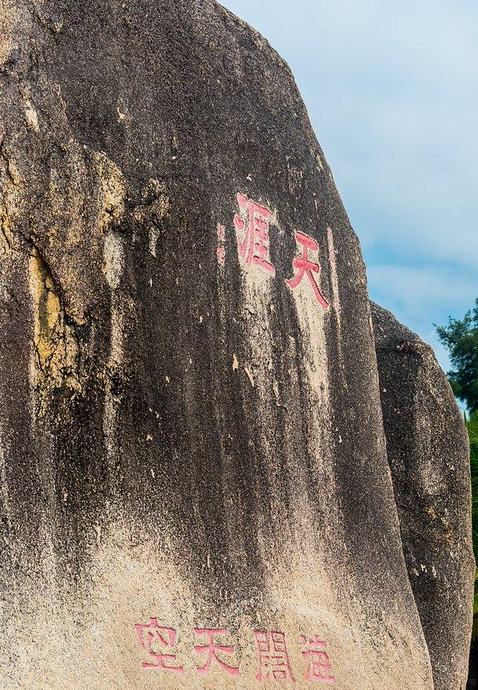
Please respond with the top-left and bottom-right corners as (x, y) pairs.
(286, 231), (329, 309)
(135, 619), (184, 673)
(234, 193), (276, 276)
(301, 635), (334, 683)
(194, 628), (240, 676)
(254, 630), (296, 682)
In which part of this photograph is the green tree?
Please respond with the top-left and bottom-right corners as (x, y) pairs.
(436, 299), (478, 414)
(437, 301), (478, 649)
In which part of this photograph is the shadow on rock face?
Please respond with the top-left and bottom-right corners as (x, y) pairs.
(372, 301), (475, 690)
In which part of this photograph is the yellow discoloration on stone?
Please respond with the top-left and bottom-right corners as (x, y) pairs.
(0, 145), (21, 259)
(93, 151), (126, 227)
(29, 248), (83, 409)
(30, 249), (63, 372)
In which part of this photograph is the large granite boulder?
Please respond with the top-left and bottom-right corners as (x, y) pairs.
(0, 1), (470, 688)
(372, 302), (474, 690)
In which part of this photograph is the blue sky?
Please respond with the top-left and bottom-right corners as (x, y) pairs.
(220, 0), (478, 372)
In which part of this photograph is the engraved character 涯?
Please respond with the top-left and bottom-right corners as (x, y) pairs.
(234, 193), (275, 276)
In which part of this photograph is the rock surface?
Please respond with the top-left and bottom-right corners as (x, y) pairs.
(372, 302), (475, 690)
(0, 1), (470, 688)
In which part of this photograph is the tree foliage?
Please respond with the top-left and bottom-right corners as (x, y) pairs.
(437, 302), (478, 642)
(436, 299), (478, 414)
(468, 413), (478, 558)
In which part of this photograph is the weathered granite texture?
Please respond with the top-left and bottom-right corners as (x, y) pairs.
(0, 1), (471, 688)
(372, 302), (474, 690)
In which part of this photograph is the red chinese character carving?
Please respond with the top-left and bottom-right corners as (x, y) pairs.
(234, 193), (275, 276)
(194, 628), (239, 676)
(135, 619), (184, 673)
(254, 630), (296, 682)
(301, 636), (334, 683)
(286, 231), (329, 309)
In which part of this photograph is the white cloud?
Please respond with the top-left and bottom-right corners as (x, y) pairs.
(366, 262), (477, 363)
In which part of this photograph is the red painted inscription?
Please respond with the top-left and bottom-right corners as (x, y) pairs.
(135, 620), (335, 682)
(234, 193), (275, 276)
(301, 636), (334, 683)
(286, 231), (329, 309)
(194, 628), (239, 677)
(135, 619), (184, 673)
(254, 630), (296, 682)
